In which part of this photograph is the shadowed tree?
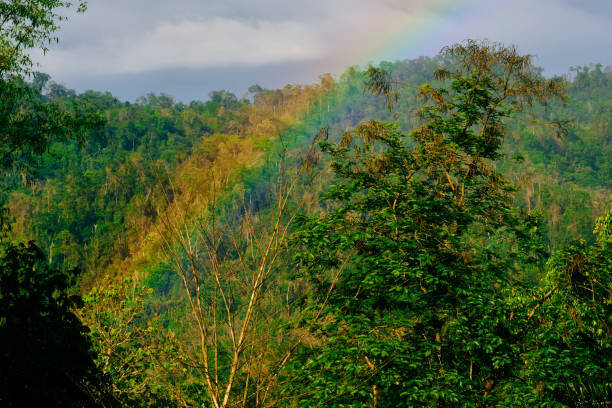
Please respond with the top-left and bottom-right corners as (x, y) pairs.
(0, 242), (115, 407)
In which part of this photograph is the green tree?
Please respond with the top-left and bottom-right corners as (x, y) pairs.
(0, 2), (113, 406)
(514, 209), (611, 406)
(0, 79), (102, 179)
(0, 0), (87, 77)
(285, 41), (568, 406)
(82, 279), (191, 407)
(0, 0), (102, 180)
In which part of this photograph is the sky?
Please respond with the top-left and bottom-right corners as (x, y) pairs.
(34, 0), (612, 102)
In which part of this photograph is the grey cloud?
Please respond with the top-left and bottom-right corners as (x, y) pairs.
(561, 0), (612, 17)
(63, 62), (324, 102)
(433, 0), (612, 74)
(38, 0), (612, 101)
(50, 0), (352, 59)
(381, 0), (470, 17)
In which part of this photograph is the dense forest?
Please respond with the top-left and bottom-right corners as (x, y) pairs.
(0, 1), (610, 407)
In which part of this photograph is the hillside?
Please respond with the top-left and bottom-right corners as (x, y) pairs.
(2, 38), (611, 406)
(5, 60), (610, 283)
(2, 0), (611, 405)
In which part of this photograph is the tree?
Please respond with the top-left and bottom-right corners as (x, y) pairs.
(0, 2), (112, 406)
(156, 143), (324, 408)
(0, 0), (87, 78)
(208, 90), (245, 110)
(81, 278), (191, 407)
(0, 0), (102, 181)
(284, 41), (569, 406)
(0, 79), (103, 180)
(515, 209), (611, 407)
(0, 241), (115, 406)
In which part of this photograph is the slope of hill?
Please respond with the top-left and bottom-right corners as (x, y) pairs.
(4, 51), (609, 407)
(5, 60), (609, 285)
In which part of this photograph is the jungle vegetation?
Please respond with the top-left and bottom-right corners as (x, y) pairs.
(0, 1), (610, 407)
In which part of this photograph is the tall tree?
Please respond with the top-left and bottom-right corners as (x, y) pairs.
(0, 2), (112, 406)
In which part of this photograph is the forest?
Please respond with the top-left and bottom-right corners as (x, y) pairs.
(0, 1), (610, 407)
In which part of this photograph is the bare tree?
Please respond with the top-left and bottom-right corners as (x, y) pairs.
(154, 140), (337, 408)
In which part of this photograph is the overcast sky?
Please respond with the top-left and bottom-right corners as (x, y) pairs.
(34, 0), (612, 102)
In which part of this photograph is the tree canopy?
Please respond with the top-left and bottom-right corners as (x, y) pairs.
(282, 41), (609, 407)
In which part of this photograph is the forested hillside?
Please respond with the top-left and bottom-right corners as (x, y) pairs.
(0, 3), (609, 404)
(5, 60), (610, 282)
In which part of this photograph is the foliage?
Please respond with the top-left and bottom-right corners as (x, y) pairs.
(82, 278), (194, 407)
(0, 241), (114, 406)
(514, 209), (611, 407)
(4, 75), (339, 282)
(282, 41), (600, 407)
(6, 59), (609, 280)
(0, 78), (103, 180)
(154, 145), (320, 408)
(0, 2), (116, 406)
(0, 0), (87, 78)
(1, 13), (609, 405)
(0, 0), (102, 227)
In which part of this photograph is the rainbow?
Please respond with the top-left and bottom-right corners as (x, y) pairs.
(340, 0), (494, 71)
(271, 0), (494, 141)
(139, 0), (499, 284)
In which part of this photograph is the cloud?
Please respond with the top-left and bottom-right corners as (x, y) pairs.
(38, 1), (415, 76)
(561, 0), (612, 18)
(33, 0), (612, 101)
(429, 0), (612, 73)
(41, 17), (330, 75)
(381, 0), (472, 17)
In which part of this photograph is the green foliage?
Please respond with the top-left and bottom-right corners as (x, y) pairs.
(0, 3), (120, 405)
(0, 0), (101, 177)
(282, 41), (603, 407)
(0, 0), (87, 78)
(82, 278), (194, 407)
(0, 241), (114, 407)
(5, 87), (247, 274)
(516, 209), (611, 406)
(0, 0), (103, 231)
(1, 13), (609, 404)
(500, 64), (611, 246)
(8, 57), (608, 279)
(0, 79), (103, 179)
